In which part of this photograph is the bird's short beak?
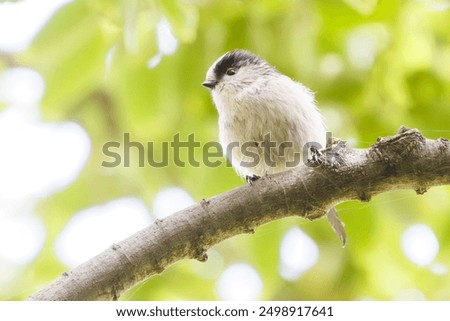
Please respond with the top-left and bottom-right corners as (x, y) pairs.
(202, 80), (218, 89)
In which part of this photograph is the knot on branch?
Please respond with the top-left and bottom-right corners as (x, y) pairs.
(438, 138), (449, 153)
(195, 250), (208, 262)
(370, 127), (426, 174)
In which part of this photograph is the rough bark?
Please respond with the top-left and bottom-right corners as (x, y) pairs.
(29, 127), (450, 300)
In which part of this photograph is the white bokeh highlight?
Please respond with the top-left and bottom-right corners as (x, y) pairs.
(401, 224), (439, 266)
(394, 288), (426, 301)
(0, 0), (72, 52)
(319, 53), (344, 79)
(156, 18), (178, 56)
(345, 24), (390, 70)
(147, 18), (178, 69)
(279, 227), (319, 281)
(0, 108), (91, 201)
(424, 1), (450, 12)
(216, 263), (263, 300)
(147, 53), (163, 69)
(429, 262), (448, 276)
(0, 68), (91, 201)
(0, 214), (46, 265)
(0, 67), (45, 105)
(55, 197), (152, 267)
(152, 187), (195, 219)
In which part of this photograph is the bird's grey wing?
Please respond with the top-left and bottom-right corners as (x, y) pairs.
(326, 207), (347, 247)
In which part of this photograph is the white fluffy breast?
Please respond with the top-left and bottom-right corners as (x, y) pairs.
(212, 74), (326, 178)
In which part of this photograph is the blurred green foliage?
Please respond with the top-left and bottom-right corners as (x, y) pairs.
(2, 0), (450, 300)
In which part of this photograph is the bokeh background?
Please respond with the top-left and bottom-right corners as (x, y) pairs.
(0, 0), (450, 300)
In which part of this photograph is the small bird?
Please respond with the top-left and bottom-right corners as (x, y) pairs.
(202, 49), (346, 246)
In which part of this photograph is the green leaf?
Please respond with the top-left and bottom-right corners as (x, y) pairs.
(23, 1), (113, 120)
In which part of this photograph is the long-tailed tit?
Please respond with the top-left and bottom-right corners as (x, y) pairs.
(203, 49), (346, 246)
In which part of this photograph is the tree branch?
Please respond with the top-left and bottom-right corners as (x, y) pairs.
(29, 127), (450, 300)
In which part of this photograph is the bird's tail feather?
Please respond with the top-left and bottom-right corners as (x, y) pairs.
(326, 207), (347, 247)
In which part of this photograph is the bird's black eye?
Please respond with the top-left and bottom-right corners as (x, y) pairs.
(226, 68), (236, 76)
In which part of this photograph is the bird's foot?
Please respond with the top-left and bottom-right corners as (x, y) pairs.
(308, 145), (324, 166)
(326, 207), (347, 247)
